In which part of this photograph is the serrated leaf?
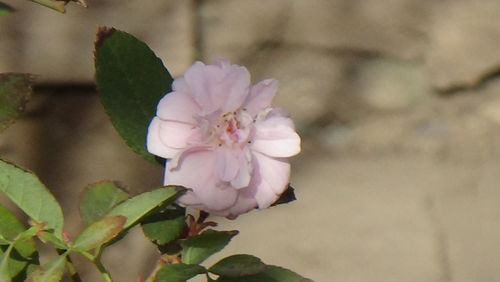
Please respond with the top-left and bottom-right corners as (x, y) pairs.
(156, 263), (206, 282)
(80, 181), (129, 225)
(181, 230), (238, 265)
(0, 73), (34, 132)
(216, 265), (314, 282)
(94, 27), (173, 164)
(141, 205), (186, 245)
(72, 216), (126, 251)
(0, 160), (64, 239)
(107, 186), (184, 230)
(271, 185), (296, 207)
(0, 2), (15, 16)
(26, 253), (67, 282)
(209, 255), (266, 277)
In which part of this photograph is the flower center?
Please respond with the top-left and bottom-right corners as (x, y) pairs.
(216, 109), (253, 147)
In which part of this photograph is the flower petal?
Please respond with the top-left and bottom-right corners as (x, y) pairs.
(244, 79), (278, 117)
(167, 150), (238, 211)
(149, 58), (300, 218)
(183, 62), (222, 113)
(177, 191), (202, 206)
(220, 65), (251, 112)
(215, 147), (240, 182)
(146, 117), (181, 159)
(156, 91), (200, 124)
(196, 183), (238, 211)
(158, 120), (198, 149)
(182, 60), (251, 113)
(251, 115), (301, 158)
(224, 189), (258, 219)
(217, 189), (257, 219)
(247, 152), (290, 208)
(230, 149), (253, 189)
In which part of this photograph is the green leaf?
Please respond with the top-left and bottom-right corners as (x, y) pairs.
(209, 255), (266, 277)
(0, 246), (13, 282)
(0, 160), (64, 239)
(26, 253), (67, 282)
(0, 2), (15, 16)
(181, 230), (238, 265)
(216, 265), (314, 282)
(0, 205), (25, 241)
(141, 205), (186, 245)
(80, 181), (129, 225)
(72, 216), (126, 251)
(27, 0), (65, 13)
(0, 207), (38, 275)
(37, 231), (67, 250)
(0, 73), (34, 132)
(261, 266), (313, 282)
(107, 186), (184, 230)
(0, 226), (40, 282)
(94, 27), (173, 164)
(155, 263), (206, 282)
(0, 235), (9, 245)
(271, 185), (296, 207)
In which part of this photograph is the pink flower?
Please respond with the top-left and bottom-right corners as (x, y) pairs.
(147, 58), (300, 218)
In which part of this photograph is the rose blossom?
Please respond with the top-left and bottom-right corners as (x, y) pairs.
(146, 58), (300, 218)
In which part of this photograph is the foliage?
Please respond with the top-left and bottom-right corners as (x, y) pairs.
(0, 3), (14, 17)
(0, 0), (87, 14)
(0, 73), (34, 132)
(0, 23), (310, 282)
(95, 27), (173, 164)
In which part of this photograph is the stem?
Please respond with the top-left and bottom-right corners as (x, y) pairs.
(57, 249), (82, 282)
(0, 227), (39, 278)
(144, 259), (164, 282)
(78, 250), (112, 282)
(94, 259), (113, 282)
(144, 254), (182, 282)
(78, 251), (95, 261)
(0, 241), (15, 277)
(66, 258), (83, 282)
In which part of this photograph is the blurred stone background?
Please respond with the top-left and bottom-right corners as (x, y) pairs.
(1, 0), (500, 281)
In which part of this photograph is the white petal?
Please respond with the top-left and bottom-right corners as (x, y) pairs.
(196, 183), (238, 211)
(168, 146), (209, 171)
(172, 76), (190, 93)
(177, 191), (202, 206)
(214, 57), (231, 67)
(215, 147), (240, 182)
(243, 79), (278, 117)
(181, 59), (251, 113)
(246, 152), (290, 208)
(159, 120), (198, 149)
(230, 149), (253, 189)
(157, 91), (200, 124)
(224, 188), (258, 219)
(253, 152), (291, 195)
(220, 65), (251, 112)
(167, 150), (238, 211)
(146, 117), (181, 159)
(251, 115), (301, 158)
(184, 62), (221, 112)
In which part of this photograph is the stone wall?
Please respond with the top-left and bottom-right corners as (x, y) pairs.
(2, 1), (500, 281)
